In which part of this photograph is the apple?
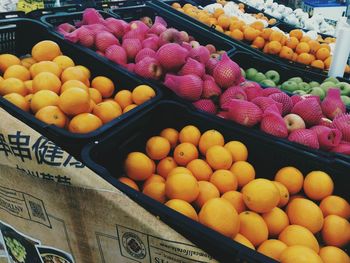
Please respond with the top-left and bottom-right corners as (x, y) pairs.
(288, 77), (303, 84)
(260, 79), (276, 87)
(309, 87), (325, 100)
(341, 95), (350, 106)
(309, 81), (320, 88)
(178, 31), (189, 43)
(210, 53), (220, 59)
(297, 82), (310, 92)
(265, 70), (280, 85)
(281, 81), (299, 92)
(252, 72), (266, 83)
(246, 68), (258, 80)
(140, 16), (153, 27)
(293, 90), (307, 95)
(159, 28), (180, 45)
(320, 81), (336, 93)
(335, 82), (350, 96)
(240, 68), (246, 78)
(190, 40), (200, 48)
(323, 77), (339, 84)
(284, 114), (306, 133)
(205, 44), (216, 54)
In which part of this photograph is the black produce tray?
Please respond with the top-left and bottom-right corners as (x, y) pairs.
(0, 19), (162, 158)
(82, 101), (349, 263)
(26, 5), (83, 20)
(94, 0), (145, 11)
(0, 11), (25, 20)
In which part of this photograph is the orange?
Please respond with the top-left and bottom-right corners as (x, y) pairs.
(24, 94), (33, 105)
(143, 174), (165, 189)
(0, 54), (20, 73)
(300, 36), (311, 43)
(160, 128), (179, 148)
(273, 181), (289, 207)
(114, 90), (132, 109)
(0, 78), (26, 96)
(286, 37), (299, 49)
(206, 145), (232, 170)
(280, 245), (323, 263)
(260, 28), (273, 41)
(286, 198), (324, 234)
(179, 125), (201, 146)
(119, 177), (140, 191)
(31, 40), (61, 61)
(250, 21), (264, 31)
(262, 207), (289, 237)
(68, 113), (102, 134)
(269, 31), (283, 42)
(319, 246), (350, 263)
(24, 80), (33, 94)
(198, 129), (224, 155)
(308, 40), (321, 54)
(157, 157), (177, 178)
(280, 35), (288, 46)
(165, 173), (199, 202)
(75, 65), (91, 79)
(199, 198), (240, 237)
(30, 90), (59, 113)
(230, 161), (255, 188)
(289, 29), (303, 40)
(233, 233), (255, 249)
(3, 93), (29, 112)
(93, 101), (122, 124)
(243, 27), (260, 42)
(171, 2), (181, 8)
(222, 191), (246, 214)
(21, 56), (36, 68)
(173, 142), (198, 166)
(32, 72), (61, 94)
(165, 199), (198, 221)
(52, 55), (75, 70)
(186, 159), (212, 181)
(146, 136), (171, 160)
(268, 18), (277, 25)
(90, 76), (114, 98)
(35, 105), (67, 128)
(61, 66), (88, 84)
(123, 104), (137, 113)
(210, 170), (237, 194)
(58, 88), (90, 116)
(30, 61), (62, 77)
(324, 56), (332, 69)
(132, 85), (155, 105)
(258, 239), (287, 261)
(322, 215), (350, 247)
(195, 181), (220, 208)
(319, 195), (350, 219)
(217, 15), (231, 29)
(213, 8), (224, 19)
(279, 225), (319, 252)
(214, 25), (224, 33)
(279, 46), (294, 60)
(291, 52), (298, 62)
(275, 166), (303, 194)
(206, 17), (217, 27)
(297, 53), (312, 65)
(303, 171), (334, 200)
(295, 42), (310, 54)
(345, 64), (350, 73)
(231, 29), (244, 40)
(3, 65), (30, 81)
(239, 211), (268, 246)
(168, 167), (193, 177)
(61, 80), (88, 94)
(242, 178), (280, 213)
(87, 88), (103, 105)
(252, 36), (265, 49)
(143, 182), (166, 203)
(267, 41), (282, 55)
(125, 152), (154, 181)
(311, 60), (325, 69)
(229, 20), (245, 31)
(224, 141), (248, 162)
(316, 47), (330, 61)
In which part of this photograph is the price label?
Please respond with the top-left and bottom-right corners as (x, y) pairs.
(17, 0), (44, 13)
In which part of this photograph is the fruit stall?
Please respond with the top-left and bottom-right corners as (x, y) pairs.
(0, 0), (348, 262)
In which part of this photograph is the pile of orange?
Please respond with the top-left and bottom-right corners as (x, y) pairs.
(120, 125), (350, 262)
(171, 2), (350, 73)
(0, 40), (156, 134)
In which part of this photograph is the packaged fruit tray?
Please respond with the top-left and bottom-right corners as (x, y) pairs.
(82, 101), (349, 262)
(26, 5), (83, 20)
(152, 0), (350, 78)
(0, 18), (162, 158)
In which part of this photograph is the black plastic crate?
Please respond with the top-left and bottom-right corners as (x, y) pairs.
(26, 4), (83, 20)
(82, 100), (349, 263)
(0, 18), (162, 158)
(0, 11), (25, 20)
(94, 0), (145, 11)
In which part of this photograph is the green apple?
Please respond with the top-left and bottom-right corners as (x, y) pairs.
(335, 82), (350, 96)
(309, 81), (320, 88)
(260, 79), (276, 87)
(293, 90), (307, 95)
(265, 70), (280, 85)
(323, 76), (339, 84)
(309, 87), (325, 100)
(281, 81), (299, 92)
(341, 95), (350, 106)
(246, 68), (258, 80)
(298, 82), (310, 92)
(320, 81), (336, 93)
(240, 68), (246, 78)
(253, 72), (267, 83)
(288, 77), (303, 84)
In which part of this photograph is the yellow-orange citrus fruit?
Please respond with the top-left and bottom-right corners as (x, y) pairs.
(224, 141), (248, 162)
(58, 87), (90, 116)
(320, 195), (350, 219)
(3, 93), (29, 112)
(275, 166), (303, 194)
(322, 215), (350, 247)
(206, 145), (232, 170)
(233, 233), (255, 250)
(3, 65), (30, 81)
(68, 113), (102, 134)
(279, 225), (319, 252)
(195, 181), (220, 208)
(303, 171), (334, 200)
(61, 80), (88, 94)
(131, 85), (155, 105)
(230, 161), (255, 188)
(239, 211), (268, 246)
(31, 40), (61, 61)
(198, 129), (225, 155)
(273, 181), (290, 207)
(173, 142), (198, 166)
(165, 199), (198, 221)
(186, 159), (213, 181)
(165, 173), (199, 203)
(262, 207), (289, 237)
(258, 239), (287, 261)
(93, 101), (122, 124)
(160, 128), (179, 148)
(35, 105), (67, 128)
(125, 152), (154, 181)
(222, 191), (246, 214)
(30, 61), (62, 78)
(118, 177), (139, 191)
(61, 66), (87, 84)
(280, 245), (323, 263)
(0, 78), (26, 96)
(143, 182), (166, 203)
(114, 90), (132, 109)
(91, 76), (114, 98)
(30, 90), (59, 113)
(52, 55), (75, 70)
(146, 136), (171, 160)
(143, 174), (165, 189)
(123, 104), (137, 113)
(32, 72), (61, 94)
(210, 169), (237, 194)
(179, 125), (201, 146)
(157, 157), (177, 179)
(0, 54), (20, 73)
(168, 167), (193, 177)
(319, 246), (350, 263)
